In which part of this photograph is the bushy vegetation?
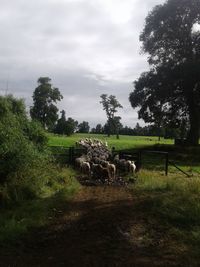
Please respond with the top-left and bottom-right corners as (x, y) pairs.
(0, 95), (80, 245)
(0, 168), (80, 245)
(0, 95), (77, 205)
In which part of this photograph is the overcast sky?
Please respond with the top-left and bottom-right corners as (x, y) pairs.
(0, 0), (165, 128)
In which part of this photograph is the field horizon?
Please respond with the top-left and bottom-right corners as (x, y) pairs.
(48, 133), (174, 150)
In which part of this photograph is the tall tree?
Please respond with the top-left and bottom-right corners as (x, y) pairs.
(65, 117), (78, 136)
(30, 77), (63, 130)
(95, 123), (103, 134)
(54, 110), (67, 135)
(78, 121), (90, 133)
(113, 116), (123, 139)
(54, 111), (78, 136)
(100, 94), (123, 138)
(129, 0), (200, 145)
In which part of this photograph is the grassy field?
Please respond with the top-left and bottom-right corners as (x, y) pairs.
(48, 133), (173, 150)
(48, 133), (200, 174)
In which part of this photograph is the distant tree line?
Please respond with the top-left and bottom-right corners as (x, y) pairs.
(30, 70), (196, 141)
(90, 122), (187, 139)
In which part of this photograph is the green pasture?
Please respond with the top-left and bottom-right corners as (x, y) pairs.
(48, 133), (200, 175)
(48, 133), (173, 150)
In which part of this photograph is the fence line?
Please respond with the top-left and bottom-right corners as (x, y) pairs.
(50, 146), (86, 164)
(141, 150), (169, 176)
(50, 146), (193, 178)
(168, 160), (192, 177)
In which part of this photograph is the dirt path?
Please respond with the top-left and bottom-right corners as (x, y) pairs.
(1, 186), (186, 267)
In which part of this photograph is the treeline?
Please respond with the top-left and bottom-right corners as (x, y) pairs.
(54, 111), (90, 135)
(53, 115), (186, 139)
(29, 77), (188, 140)
(91, 122), (187, 139)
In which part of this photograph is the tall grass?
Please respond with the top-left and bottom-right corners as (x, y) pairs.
(133, 170), (200, 259)
(0, 167), (80, 246)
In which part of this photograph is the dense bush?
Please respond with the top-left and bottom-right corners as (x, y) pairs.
(0, 95), (61, 204)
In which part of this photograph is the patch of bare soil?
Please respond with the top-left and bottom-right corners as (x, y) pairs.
(0, 186), (190, 267)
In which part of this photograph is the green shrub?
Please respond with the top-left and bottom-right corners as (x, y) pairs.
(0, 95), (62, 204)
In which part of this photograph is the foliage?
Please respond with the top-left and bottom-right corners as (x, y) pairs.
(0, 94), (26, 118)
(54, 110), (78, 136)
(65, 117), (78, 136)
(95, 123), (103, 134)
(54, 110), (67, 135)
(103, 117), (123, 138)
(0, 95), (57, 203)
(129, 0), (200, 145)
(0, 167), (80, 245)
(0, 95), (80, 244)
(100, 94), (123, 138)
(78, 121), (90, 133)
(30, 77), (63, 130)
(23, 120), (48, 149)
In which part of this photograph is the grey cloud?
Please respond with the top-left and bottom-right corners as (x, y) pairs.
(0, 0), (165, 128)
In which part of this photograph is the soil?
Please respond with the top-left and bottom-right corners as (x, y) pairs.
(0, 186), (189, 267)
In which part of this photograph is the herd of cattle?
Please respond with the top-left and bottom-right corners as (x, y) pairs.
(75, 138), (136, 181)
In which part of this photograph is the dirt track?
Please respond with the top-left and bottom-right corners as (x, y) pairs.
(1, 186), (187, 267)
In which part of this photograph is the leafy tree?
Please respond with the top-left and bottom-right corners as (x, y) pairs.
(54, 111), (78, 136)
(95, 123), (103, 134)
(120, 126), (134, 136)
(134, 123), (143, 136)
(0, 94), (26, 119)
(100, 94), (123, 138)
(78, 121), (90, 133)
(54, 110), (67, 135)
(90, 128), (96, 134)
(113, 116), (123, 139)
(65, 117), (78, 136)
(30, 77), (63, 130)
(129, 0), (200, 145)
(90, 124), (103, 134)
(0, 95), (48, 188)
